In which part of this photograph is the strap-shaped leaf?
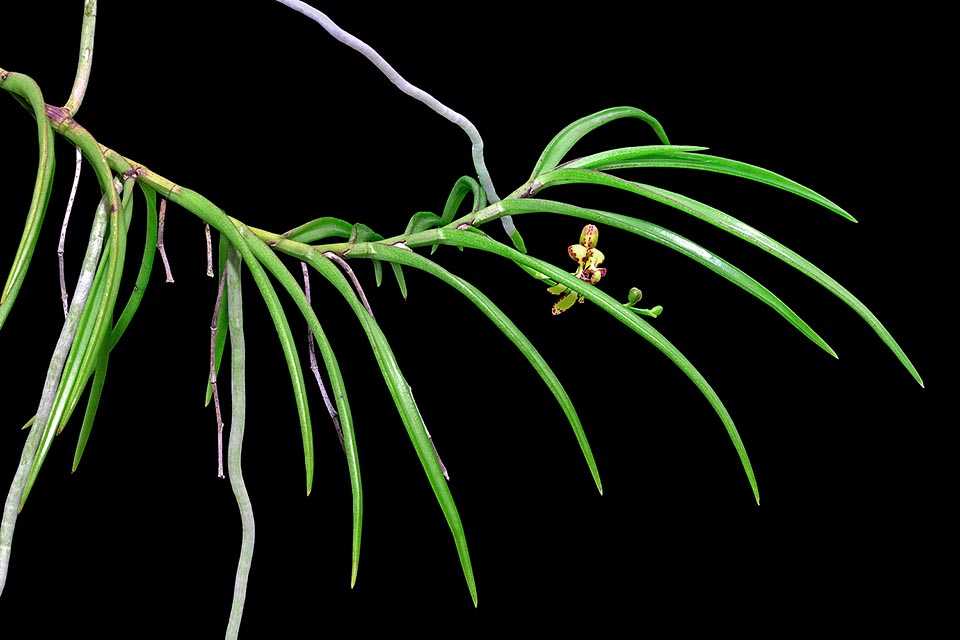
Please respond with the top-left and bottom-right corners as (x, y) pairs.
(563, 148), (856, 222)
(357, 243), (603, 494)
(558, 145), (707, 170)
(14, 182), (113, 509)
(351, 223), (407, 295)
(442, 176), (487, 225)
(54, 176), (137, 437)
(404, 211), (442, 235)
(301, 248), (477, 606)
(75, 181), (160, 471)
(230, 226), (315, 495)
(424, 228), (760, 504)
(282, 216), (354, 243)
(14, 92), (127, 507)
(239, 231), (362, 586)
(529, 106), (671, 179)
(518, 169), (923, 385)
(23, 172), (130, 507)
(72, 349), (109, 472)
(0, 186), (112, 592)
(205, 233), (232, 407)
(499, 195), (836, 356)
(438, 177), (485, 254)
(110, 183), (159, 347)
(0, 72), (57, 330)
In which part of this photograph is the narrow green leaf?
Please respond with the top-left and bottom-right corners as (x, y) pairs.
(72, 350), (109, 472)
(53, 177), (135, 437)
(282, 216), (353, 243)
(404, 211), (442, 236)
(389, 262), (407, 300)
(71, 173), (145, 469)
(1, 169), (113, 589)
(230, 226), (315, 495)
(563, 149), (857, 222)
(425, 229), (760, 504)
(358, 243), (602, 494)
(506, 186), (836, 356)
(205, 233), (232, 407)
(524, 171), (922, 385)
(109, 182), (159, 347)
(304, 249), (476, 605)
(441, 176), (487, 225)
(352, 223), (395, 291)
(16, 173), (118, 510)
(558, 144), (707, 169)
(0, 72), (57, 330)
(529, 106), (670, 179)
(439, 177), (485, 253)
(238, 233), (362, 583)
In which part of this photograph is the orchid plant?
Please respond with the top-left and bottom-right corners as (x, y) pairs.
(0, 1), (923, 637)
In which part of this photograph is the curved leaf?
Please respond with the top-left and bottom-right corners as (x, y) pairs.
(54, 176), (137, 437)
(282, 216), (353, 243)
(23, 173), (131, 507)
(404, 211), (442, 235)
(230, 226), (315, 495)
(529, 106), (671, 179)
(14, 183), (112, 509)
(521, 171), (922, 385)
(75, 181), (161, 470)
(355, 243), (603, 494)
(418, 228), (760, 504)
(442, 176), (487, 226)
(500, 193), (836, 356)
(300, 247), (477, 605)
(0, 72), (57, 330)
(238, 230), (362, 586)
(205, 233), (232, 407)
(563, 148), (856, 222)
(72, 349), (108, 472)
(110, 182), (159, 346)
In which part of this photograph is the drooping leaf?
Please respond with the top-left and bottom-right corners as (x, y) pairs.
(239, 233), (362, 586)
(423, 228), (760, 504)
(302, 248), (477, 605)
(500, 194), (836, 356)
(518, 169), (922, 385)
(229, 225), (315, 495)
(356, 243), (603, 494)
(0, 72), (57, 330)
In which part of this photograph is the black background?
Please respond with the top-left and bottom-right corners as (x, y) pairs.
(0, 2), (948, 635)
